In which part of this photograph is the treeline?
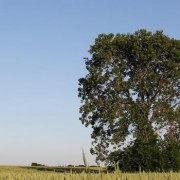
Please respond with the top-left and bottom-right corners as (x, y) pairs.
(31, 163), (99, 168)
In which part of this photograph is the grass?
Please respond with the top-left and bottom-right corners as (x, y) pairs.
(0, 166), (179, 180)
(82, 148), (88, 172)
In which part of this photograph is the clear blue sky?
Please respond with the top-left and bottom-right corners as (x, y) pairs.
(0, 0), (179, 166)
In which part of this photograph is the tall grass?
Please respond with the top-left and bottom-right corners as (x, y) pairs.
(82, 148), (88, 172)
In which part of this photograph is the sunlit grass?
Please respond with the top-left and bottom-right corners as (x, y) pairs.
(0, 166), (179, 179)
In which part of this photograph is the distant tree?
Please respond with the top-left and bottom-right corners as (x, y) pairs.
(31, 162), (45, 166)
(78, 29), (180, 171)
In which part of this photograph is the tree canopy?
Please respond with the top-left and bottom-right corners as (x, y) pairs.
(78, 29), (180, 171)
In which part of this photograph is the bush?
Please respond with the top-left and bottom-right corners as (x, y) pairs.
(31, 162), (45, 166)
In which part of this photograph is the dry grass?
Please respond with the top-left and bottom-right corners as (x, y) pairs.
(0, 166), (179, 179)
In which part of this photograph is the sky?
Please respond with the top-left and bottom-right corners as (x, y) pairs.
(0, 0), (179, 166)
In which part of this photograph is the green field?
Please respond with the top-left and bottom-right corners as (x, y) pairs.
(0, 166), (179, 180)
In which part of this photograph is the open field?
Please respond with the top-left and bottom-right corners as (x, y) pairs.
(0, 166), (179, 180)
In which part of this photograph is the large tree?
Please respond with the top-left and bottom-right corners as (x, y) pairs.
(78, 29), (180, 170)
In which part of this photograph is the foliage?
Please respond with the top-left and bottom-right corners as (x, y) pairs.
(107, 140), (173, 172)
(78, 29), (180, 171)
(161, 140), (180, 171)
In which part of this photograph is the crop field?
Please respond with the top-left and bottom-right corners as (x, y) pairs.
(0, 166), (179, 180)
